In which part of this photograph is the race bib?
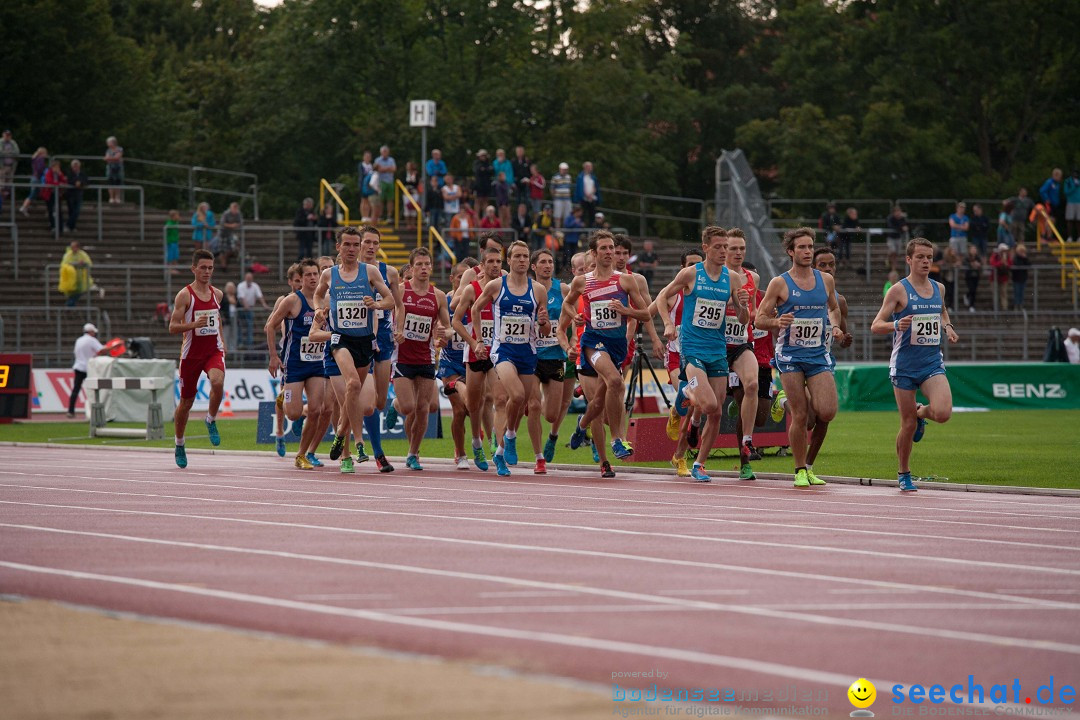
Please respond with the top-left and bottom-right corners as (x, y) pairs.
(691, 298), (725, 330)
(789, 317), (822, 348)
(403, 312), (433, 342)
(451, 329), (467, 351)
(194, 309), (219, 336)
(824, 326), (834, 354)
(536, 323), (560, 348)
(374, 292), (384, 322)
(910, 314), (940, 346)
(752, 327), (769, 341)
(500, 315), (532, 344)
(724, 314), (748, 344)
(590, 300), (621, 330)
(300, 338), (325, 362)
(335, 300), (368, 330)
(480, 318), (495, 346)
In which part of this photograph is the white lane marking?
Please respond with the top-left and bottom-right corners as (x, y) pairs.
(477, 591), (575, 598)
(388, 603), (1074, 616)
(660, 589), (751, 596)
(3, 483), (1079, 579)
(2, 523), (1078, 655)
(296, 593), (396, 601)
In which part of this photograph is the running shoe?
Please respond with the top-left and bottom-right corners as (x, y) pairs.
(687, 420), (700, 449)
(913, 404), (927, 443)
(441, 380), (458, 397)
(671, 456), (690, 478)
(295, 454), (314, 470)
(293, 416), (304, 441)
(806, 468), (827, 486)
(739, 463), (756, 480)
(275, 392), (284, 411)
(405, 455), (423, 471)
(569, 420), (588, 450)
(455, 455), (470, 470)
(898, 472), (918, 492)
(674, 382), (690, 417)
(275, 436), (286, 457)
(305, 452), (323, 468)
(600, 461), (615, 479)
(690, 463), (711, 483)
(384, 405), (399, 431)
(174, 445), (187, 469)
(611, 438), (633, 460)
(740, 439), (760, 464)
(489, 434), (497, 458)
(543, 436), (557, 462)
(205, 419), (221, 446)
(665, 406), (681, 441)
(504, 435), (518, 466)
(473, 445), (489, 471)
(770, 390), (787, 423)
(727, 399), (738, 418)
(793, 468), (810, 488)
(591, 441), (600, 464)
(534, 458), (547, 475)
(493, 454), (511, 476)
(747, 442), (762, 462)
(375, 454), (395, 473)
(329, 434), (345, 460)
(339, 457), (355, 474)
(355, 442), (370, 463)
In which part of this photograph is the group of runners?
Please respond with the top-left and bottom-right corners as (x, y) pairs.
(167, 222), (958, 492)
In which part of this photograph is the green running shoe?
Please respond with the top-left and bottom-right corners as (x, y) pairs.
(793, 468), (810, 488)
(339, 457), (355, 474)
(174, 445), (187, 469)
(807, 468), (826, 486)
(739, 463), (756, 480)
(205, 419), (220, 446)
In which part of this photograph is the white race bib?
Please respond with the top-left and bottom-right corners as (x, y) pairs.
(536, 323), (560, 348)
(752, 327), (769, 341)
(374, 293), (384, 323)
(724, 314), (747, 344)
(480, 318), (495, 346)
(403, 312), (433, 342)
(910, 314), (941, 346)
(300, 338), (325, 362)
(789, 317), (822, 348)
(194, 309), (219, 336)
(590, 300), (621, 330)
(691, 298), (725, 330)
(500, 315), (532, 344)
(451, 330), (467, 351)
(335, 300), (368, 330)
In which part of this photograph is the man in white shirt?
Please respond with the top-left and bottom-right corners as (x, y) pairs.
(68, 323), (105, 418)
(1066, 328), (1080, 364)
(236, 271), (269, 347)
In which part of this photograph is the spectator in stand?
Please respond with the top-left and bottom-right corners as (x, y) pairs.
(929, 245), (943, 284)
(636, 239), (659, 286)
(18, 147), (48, 216)
(839, 206), (860, 269)
(60, 240), (94, 307)
(512, 146), (531, 207)
(989, 243), (1012, 311)
(402, 162), (421, 231)
(473, 149), (493, 215)
(441, 173), (462, 227)
(67, 323), (106, 418)
(66, 159), (87, 232)
(998, 199), (1015, 247)
(883, 269), (899, 297)
(530, 204), (555, 250)
(574, 161), (601, 225)
(449, 204), (472, 262)
(1009, 187), (1033, 243)
(191, 202), (215, 252)
(373, 145), (396, 222)
(562, 204), (584, 268)
(42, 158), (67, 234)
(222, 281), (239, 352)
(479, 204), (501, 230)
(511, 202), (532, 243)
(218, 201), (243, 271)
(940, 246), (961, 309)
(819, 202), (843, 252)
(968, 203), (989, 256)
(962, 243), (982, 312)
(358, 149), (376, 221)
(528, 163), (546, 216)
(1030, 199), (1055, 245)
(493, 170), (511, 228)
(165, 209), (181, 272)
(594, 211), (610, 230)
(1064, 328), (1080, 364)
(403, 160), (420, 197)
(425, 148), (447, 187)
(316, 201), (337, 257)
(0, 129), (19, 201)
(104, 136), (124, 204)
(425, 174), (445, 231)
(236, 270), (268, 348)
(948, 201), (969, 256)
(550, 162), (572, 227)
(1040, 168), (1064, 229)
(1011, 243), (1031, 310)
(885, 204), (909, 273)
(1065, 169), (1080, 242)
(293, 197), (318, 260)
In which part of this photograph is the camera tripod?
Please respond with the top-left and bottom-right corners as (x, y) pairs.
(623, 332), (672, 420)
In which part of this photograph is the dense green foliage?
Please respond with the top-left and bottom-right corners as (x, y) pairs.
(2, 0), (1077, 216)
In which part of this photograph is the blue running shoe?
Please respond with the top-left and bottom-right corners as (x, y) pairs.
(674, 382), (690, 416)
(384, 405), (399, 432)
(205, 419), (220, 447)
(504, 435), (518, 465)
(405, 455), (423, 471)
(913, 404), (927, 443)
(473, 445), (489, 471)
(569, 420), (588, 450)
(690, 463), (711, 483)
(275, 436), (286, 457)
(611, 438), (633, 460)
(292, 416), (304, 442)
(355, 442), (369, 463)
(898, 472), (919, 492)
(174, 445), (188, 469)
(305, 452), (323, 468)
(493, 454), (511, 476)
(591, 441), (600, 463)
(543, 436), (557, 463)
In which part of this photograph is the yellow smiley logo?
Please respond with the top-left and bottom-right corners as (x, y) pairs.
(848, 678), (877, 709)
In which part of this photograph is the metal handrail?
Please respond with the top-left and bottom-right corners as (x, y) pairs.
(598, 187), (706, 238)
(428, 227), (457, 267)
(0, 305), (110, 356)
(318, 178), (351, 226)
(394, 179), (423, 249)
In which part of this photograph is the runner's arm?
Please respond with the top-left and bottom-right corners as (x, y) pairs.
(168, 288), (201, 334)
(754, 277), (790, 331)
(870, 284), (906, 334)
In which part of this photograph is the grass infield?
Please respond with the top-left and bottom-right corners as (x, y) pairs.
(4, 410), (1077, 489)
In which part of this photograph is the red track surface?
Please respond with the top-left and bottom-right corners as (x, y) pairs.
(2, 445), (1079, 714)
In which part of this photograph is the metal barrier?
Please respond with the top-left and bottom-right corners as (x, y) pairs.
(714, 149), (781, 279)
(0, 305), (110, 356)
(163, 224), (247, 279)
(428, 227), (457, 267)
(598, 187), (706, 239)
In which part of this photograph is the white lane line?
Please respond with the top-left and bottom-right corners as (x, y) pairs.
(388, 602), (1073, 616)
(5, 508), (1076, 614)
(1, 531), (1078, 656)
(3, 483), (1079, 579)
(477, 591), (575, 598)
(296, 593), (396, 601)
(660, 589), (751, 596)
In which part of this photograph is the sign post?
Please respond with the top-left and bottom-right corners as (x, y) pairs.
(410, 100), (437, 189)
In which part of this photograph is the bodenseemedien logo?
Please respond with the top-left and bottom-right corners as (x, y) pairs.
(849, 678), (877, 717)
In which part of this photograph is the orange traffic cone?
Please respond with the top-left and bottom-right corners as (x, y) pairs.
(220, 391), (235, 418)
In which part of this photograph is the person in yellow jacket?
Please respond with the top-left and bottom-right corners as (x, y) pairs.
(59, 240), (94, 307)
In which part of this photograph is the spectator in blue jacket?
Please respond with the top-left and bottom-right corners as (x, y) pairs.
(493, 148), (514, 192)
(191, 202), (216, 251)
(573, 161), (601, 226)
(1040, 168), (1063, 227)
(1064, 169), (1080, 243)
(425, 149), (447, 188)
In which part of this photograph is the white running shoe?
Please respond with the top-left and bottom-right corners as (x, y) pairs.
(455, 455), (470, 470)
